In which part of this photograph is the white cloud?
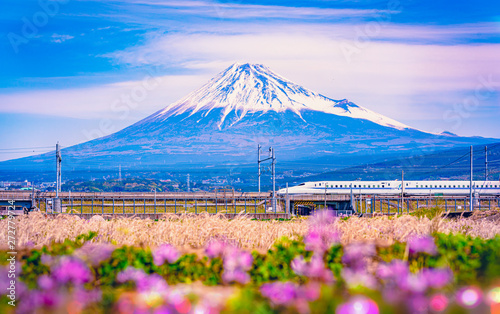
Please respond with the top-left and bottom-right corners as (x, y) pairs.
(51, 34), (75, 43)
(0, 74), (211, 120)
(103, 0), (395, 20)
(2, 20), (499, 138)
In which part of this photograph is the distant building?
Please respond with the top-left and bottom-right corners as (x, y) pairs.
(0, 180), (31, 188)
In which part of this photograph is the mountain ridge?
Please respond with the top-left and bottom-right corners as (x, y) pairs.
(0, 63), (497, 177)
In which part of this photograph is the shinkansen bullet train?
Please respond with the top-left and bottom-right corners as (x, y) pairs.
(278, 180), (500, 196)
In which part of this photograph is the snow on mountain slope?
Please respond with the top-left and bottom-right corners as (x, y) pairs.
(147, 63), (410, 130)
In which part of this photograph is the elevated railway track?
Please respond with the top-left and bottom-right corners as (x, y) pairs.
(1, 191), (498, 218)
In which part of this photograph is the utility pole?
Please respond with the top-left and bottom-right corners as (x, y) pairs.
(286, 183), (290, 216)
(54, 142), (62, 213)
(187, 174), (190, 192)
(485, 146), (488, 181)
(258, 144), (261, 193)
(56, 142), (62, 198)
(324, 182), (327, 210)
(350, 184), (355, 212)
(271, 147), (276, 213)
(402, 170), (404, 214)
(470, 146), (473, 212)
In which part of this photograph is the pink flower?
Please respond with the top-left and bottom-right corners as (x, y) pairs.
(304, 210), (341, 255)
(136, 273), (169, 293)
(52, 257), (92, 286)
(304, 230), (326, 253)
(74, 243), (115, 267)
(407, 294), (429, 313)
(117, 267), (147, 283)
(401, 273), (428, 293)
(72, 287), (102, 307)
(117, 267), (169, 294)
(336, 296), (379, 314)
(421, 268), (452, 288)
(291, 254), (334, 283)
(342, 243), (376, 270)
(222, 269), (250, 285)
(222, 246), (253, 284)
(291, 255), (308, 276)
(205, 240), (226, 258)
(37, 275), (55, 290)
(261, 282), (297, 305)
(34, 290), (61, 309)
(300, 282), (321, 301)
(408, 235), (437, 255)
(377, 260), (409, 281)
(153, 244), (180, 266)
(342, 268), (377, 290)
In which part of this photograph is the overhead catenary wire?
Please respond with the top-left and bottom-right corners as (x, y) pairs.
(0, 146), (54, 151)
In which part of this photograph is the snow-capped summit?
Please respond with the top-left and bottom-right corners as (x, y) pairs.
(148, 63), (409, 130)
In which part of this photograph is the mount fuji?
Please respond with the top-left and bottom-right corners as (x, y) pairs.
(1, 63), (496, 174)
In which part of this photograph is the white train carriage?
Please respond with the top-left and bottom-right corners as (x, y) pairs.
(278, 180), (500, 196)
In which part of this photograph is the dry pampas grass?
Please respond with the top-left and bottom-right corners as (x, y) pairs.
(2, 212), (499, 250)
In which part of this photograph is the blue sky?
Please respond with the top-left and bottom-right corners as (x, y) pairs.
(0, 0), (499, 161)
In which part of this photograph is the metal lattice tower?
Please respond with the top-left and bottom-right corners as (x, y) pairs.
(257, 145), (277, 211)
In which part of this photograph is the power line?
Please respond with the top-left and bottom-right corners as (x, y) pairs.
(0, 146), (54, 151)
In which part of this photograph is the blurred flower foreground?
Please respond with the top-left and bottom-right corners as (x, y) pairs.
(1, 210), (500, 314)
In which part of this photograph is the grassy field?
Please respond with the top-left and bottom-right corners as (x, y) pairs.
(4, 210), (500, 250)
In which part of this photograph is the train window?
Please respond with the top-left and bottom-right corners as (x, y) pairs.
(340, 185), (343, 188)
(425, 185), (428, 188)
(406, 183), (408, 186)
(378, 185), (380, 187)
(354, 185), (357, 188)
(335, 185), (338, 188)
(364, 185), (366, 188)
(315, 184), (317, 187)
(319, 183), (321, 186)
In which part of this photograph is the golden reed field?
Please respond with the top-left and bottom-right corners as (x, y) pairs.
(3, 211), (499, 251)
